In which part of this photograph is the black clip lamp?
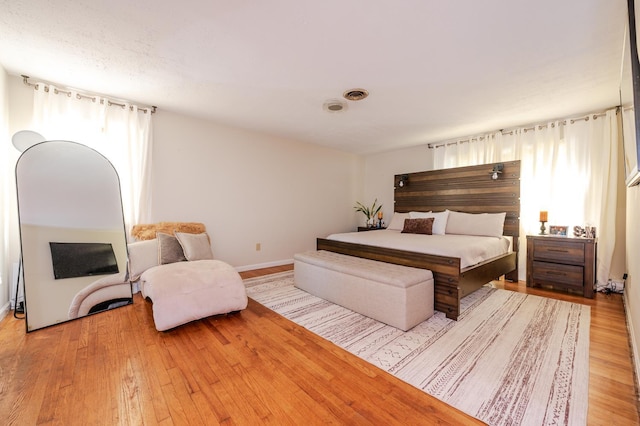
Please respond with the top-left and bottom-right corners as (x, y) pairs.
(490, 163), (504, 180)
(398, 174), (409, 188)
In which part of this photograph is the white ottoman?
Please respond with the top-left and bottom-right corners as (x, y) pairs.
(293, 250), (434, 331)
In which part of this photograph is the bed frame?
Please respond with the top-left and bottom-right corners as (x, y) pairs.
(317, 161), (520, 320)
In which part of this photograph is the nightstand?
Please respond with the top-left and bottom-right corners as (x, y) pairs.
(526, 235), (596, 298)
(357, 226), (386, 232)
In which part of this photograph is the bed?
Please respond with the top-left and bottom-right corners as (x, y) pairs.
(317, 161), (520, 320)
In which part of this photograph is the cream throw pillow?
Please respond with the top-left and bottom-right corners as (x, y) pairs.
(387, 212), (410, 231)
(409, 210), (449, 235)
(127, 239), (159, 281)
(175, 232), (214, 261)
(445, 210), (506, 237)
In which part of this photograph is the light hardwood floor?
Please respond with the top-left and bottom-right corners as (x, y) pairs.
(0, 264), (638, 425)
(0, 265), (480, 425)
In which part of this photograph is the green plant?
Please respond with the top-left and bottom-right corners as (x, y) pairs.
(353, 198), (382, 220)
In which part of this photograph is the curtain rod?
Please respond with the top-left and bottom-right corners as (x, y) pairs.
(426, 109), (614, 149)
(21, 75), (157, 115)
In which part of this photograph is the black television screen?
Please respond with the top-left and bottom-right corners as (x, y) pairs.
(49, 242), (119, 280)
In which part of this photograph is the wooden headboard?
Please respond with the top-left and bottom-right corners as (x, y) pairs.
(394, 161), (521, 238)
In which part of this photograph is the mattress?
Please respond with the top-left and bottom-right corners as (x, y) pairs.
(326, 229), (511, 269)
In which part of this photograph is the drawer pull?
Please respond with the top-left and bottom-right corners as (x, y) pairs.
(547, 248), (569, 253)
(546, 271), (566, 276)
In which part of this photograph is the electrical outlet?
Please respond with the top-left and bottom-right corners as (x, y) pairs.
(255, 243), (261, 251)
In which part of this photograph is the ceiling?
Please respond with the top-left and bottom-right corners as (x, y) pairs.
(0, 0), (629, 155)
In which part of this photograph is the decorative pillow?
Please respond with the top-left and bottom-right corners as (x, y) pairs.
(409, 210), (449, 235)
(175, 232), (214, 261)
(401, 218), (434, 235)
(127, 239), (159, 281)
(445, 210), (506, 237)
(387, 212), (410, 231)
(157, 232), (187, 265)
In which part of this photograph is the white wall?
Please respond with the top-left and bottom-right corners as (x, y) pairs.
(2, 75), (40, 321)
(152, 109), (363, 270)
(362, 145), (434, 223)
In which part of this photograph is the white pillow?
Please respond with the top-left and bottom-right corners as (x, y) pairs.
(387, 212), (410, 231)
(445, 210), (506, 237)
(127, 239), (159, 281)
(409, 211), (448, 235)
(175, 232), (214, 261)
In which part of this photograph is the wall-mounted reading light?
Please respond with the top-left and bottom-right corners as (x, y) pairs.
(398, 174), (409, 187)
(490, 163), (504, 180)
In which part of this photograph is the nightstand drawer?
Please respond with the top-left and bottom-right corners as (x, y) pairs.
(533, 239), (584, 264)
(526, 234), (596, 298)
(532, 261), (584, 289)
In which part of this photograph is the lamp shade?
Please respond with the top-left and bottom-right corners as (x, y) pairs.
(12, 130), (45, 152)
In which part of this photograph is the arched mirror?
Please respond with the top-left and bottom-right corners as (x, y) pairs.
(16, 141), (131, 332)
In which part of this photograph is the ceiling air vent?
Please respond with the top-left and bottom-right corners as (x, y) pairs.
(323, 100), (347, 113)
(343, 88), (369, 101)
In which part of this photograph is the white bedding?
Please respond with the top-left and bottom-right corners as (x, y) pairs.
(326, 229), (511, 269)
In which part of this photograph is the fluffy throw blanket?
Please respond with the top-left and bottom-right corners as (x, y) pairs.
(131, 222), (206, 240)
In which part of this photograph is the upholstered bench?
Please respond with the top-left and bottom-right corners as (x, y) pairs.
(293, 250), (434, 331)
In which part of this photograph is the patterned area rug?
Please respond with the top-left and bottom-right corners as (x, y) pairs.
(244, 271), (590, 426)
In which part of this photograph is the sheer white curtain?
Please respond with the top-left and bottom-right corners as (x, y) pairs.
(30, 84), (153, 233)
(432, 108), (619, 285)
(1, 75), (19, 309)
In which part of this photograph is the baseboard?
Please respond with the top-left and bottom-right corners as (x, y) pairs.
(0, 301), (9, 322)
(235, 259), (293, 273)
(623, 288), (640, 400)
